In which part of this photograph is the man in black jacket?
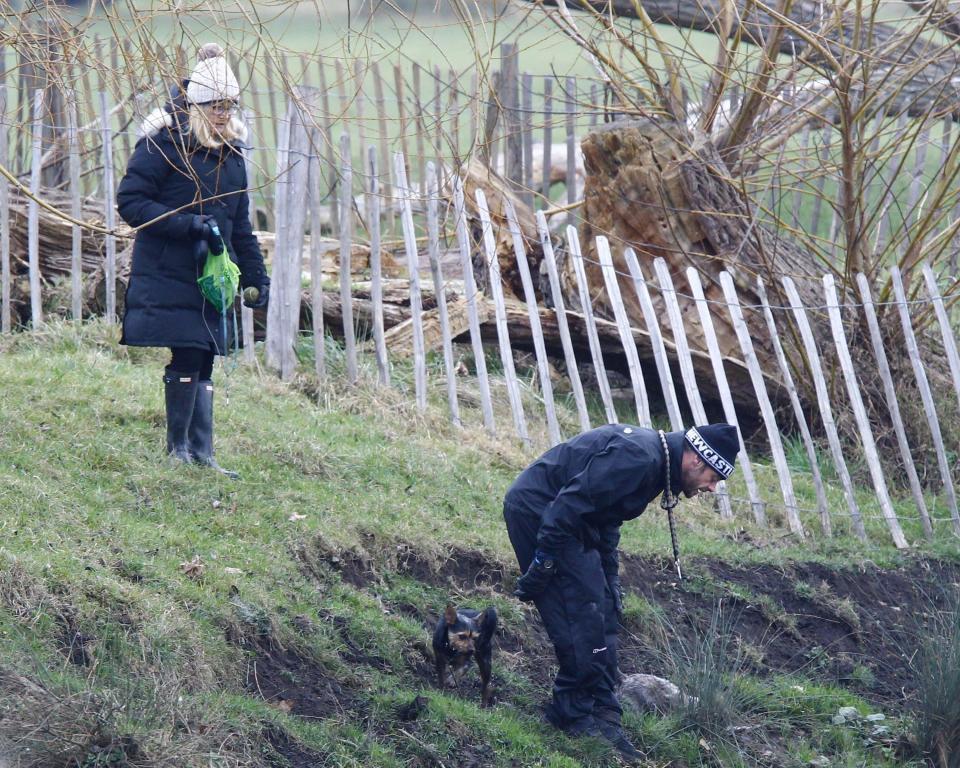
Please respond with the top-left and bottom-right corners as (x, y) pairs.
(504, 423), (739, 760)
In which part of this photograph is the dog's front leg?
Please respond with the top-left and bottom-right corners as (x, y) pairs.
(477, 653), (493, 707)
(435, 655), (448, 690)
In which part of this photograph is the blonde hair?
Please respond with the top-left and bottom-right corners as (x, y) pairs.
(187, 105), (247, 149)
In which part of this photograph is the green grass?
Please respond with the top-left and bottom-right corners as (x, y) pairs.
(0, 319), (958, 765)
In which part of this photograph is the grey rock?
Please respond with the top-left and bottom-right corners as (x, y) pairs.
(865, 713), (886, 722)
(837, 706), (861, 721)
(618, 673), (696, 714)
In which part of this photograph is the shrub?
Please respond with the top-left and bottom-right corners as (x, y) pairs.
(910, 598), (960, 768)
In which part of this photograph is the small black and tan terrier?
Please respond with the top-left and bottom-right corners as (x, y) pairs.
(432, 603), (498, 707)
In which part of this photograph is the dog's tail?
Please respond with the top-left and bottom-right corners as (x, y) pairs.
(480, 606), (498, 645)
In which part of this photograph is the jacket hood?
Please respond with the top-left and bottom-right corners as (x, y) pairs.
(138, 103), (249, 146)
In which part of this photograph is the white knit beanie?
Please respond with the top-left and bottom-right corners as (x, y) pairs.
(185, 44), (240, 104)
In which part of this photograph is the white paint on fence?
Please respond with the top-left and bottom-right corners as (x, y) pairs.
(0, 85), (9, 334)
(506, 199), (561, 444)
(597, 238), (651, 427)
(653, 258), (734, 520)
(922, 263), (960, 415)
(568, 227), (618, 424)
(720, 272), (803, 536)
(339, 133), (359, 384)
(781, 276), (867, 540)
(687, 267), (766, 525)
(367, 146), (388, 386)
(67, 92), (82, 323)
(453, 175), (495, 435)
(755, 278), (831, 536)
(476, 188), (529, 443)
(890, 265), (960, 535)
(394, 152), (427, 410)
(28, 89), (43, 328)
(855, 273), (932, 540)
(822, 274), (906, 548)
(426, 161), (461, 427)
(536, 210), (590, 433)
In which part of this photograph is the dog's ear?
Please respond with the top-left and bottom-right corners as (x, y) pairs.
(444, 604), (458, 626)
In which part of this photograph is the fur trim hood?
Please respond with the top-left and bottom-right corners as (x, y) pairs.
(138, 104), (249, 146)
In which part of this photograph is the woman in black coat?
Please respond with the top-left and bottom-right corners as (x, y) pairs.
(117, 44), (269, 478)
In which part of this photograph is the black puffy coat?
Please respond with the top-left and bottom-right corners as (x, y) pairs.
(117, 109), (268, 352)
(504, 425), (685, 564)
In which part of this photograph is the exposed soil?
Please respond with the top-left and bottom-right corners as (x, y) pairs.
(244, 638), (356, 720)
(280, 536), (959, 764)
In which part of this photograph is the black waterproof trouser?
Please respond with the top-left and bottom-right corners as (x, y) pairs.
(504, 502), (622, 730)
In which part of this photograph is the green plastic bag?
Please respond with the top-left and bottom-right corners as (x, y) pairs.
(196, 224), (240, 313)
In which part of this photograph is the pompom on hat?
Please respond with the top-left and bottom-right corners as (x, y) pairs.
(185, 44), (240, 105)
(684, 424), (739, 479)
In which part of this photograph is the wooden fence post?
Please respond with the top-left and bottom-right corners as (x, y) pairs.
(367, 146), (389, 386)
(395, 152), (427, 410)
(855, 273), (932, 539)
(781, 276), (867, 540)
(28, 89), (43, 328)
(537, 210), (590, 433)
(506, 199), (561, 444)
(568, 225), (618, 424)
(339, 133), (359, 384)
(890, 265), (960, 535)
(623, 251), (682, 430)
(0, 85), (9, 334)
(501, 43), (522, 195)
(371, 62), (392, 233)
(476, 188), (529, 443)
(67, 91), (82, 322)
(521, 71), (534, 210)
(541, 77), (553, 208)
(922, 263), (960, 414)
(822, 274), (907, 548)
(720, 272), (804, 536)
(755, 278), (832, 536)
(687, 267), (766, 525)
(565, 77), (577, 230)
(596, 237), (651, 427)
(308, 134), (326, 381)
(653, 258), (734, 520)
(99, 91), (117, 324)
(240, 107), (257, 366)
(427, 161), (461, 427)
(453, 175), (495, 434)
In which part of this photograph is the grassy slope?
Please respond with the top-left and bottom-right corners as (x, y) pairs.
(0, 322), (957, 767)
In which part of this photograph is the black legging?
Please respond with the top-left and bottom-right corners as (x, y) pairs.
(169, 347), (215, 380)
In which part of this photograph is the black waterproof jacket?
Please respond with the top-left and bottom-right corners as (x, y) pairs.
(504, 425), (685, 571)
(117, 107), (268, 352)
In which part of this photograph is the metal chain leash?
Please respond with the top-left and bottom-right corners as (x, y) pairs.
(658, 430), (682, 581)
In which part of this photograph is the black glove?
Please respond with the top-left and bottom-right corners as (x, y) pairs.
(608, 576), (625, 620)
(514, 551), (557, 602)
(243, 282), (270, 309)
(189, 214), (217, 242)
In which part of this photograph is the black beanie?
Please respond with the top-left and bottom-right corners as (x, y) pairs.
(684, 424), (739, 479)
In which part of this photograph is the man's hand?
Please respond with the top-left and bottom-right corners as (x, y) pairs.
(514, 552), (556, 602)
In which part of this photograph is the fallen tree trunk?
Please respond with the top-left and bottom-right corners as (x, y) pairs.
(565, 119), (823, 382)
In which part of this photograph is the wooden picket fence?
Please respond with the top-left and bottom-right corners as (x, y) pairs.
(3, 39), (960, 549)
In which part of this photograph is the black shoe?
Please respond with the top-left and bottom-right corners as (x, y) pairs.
(188, 381), (239, 479)
(596, 720), (644, 762)
(543, 706), (605, 739)
(163, 369), (199, 465)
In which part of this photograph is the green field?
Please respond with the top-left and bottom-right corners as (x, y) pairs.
(0, 320), (958, 765)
